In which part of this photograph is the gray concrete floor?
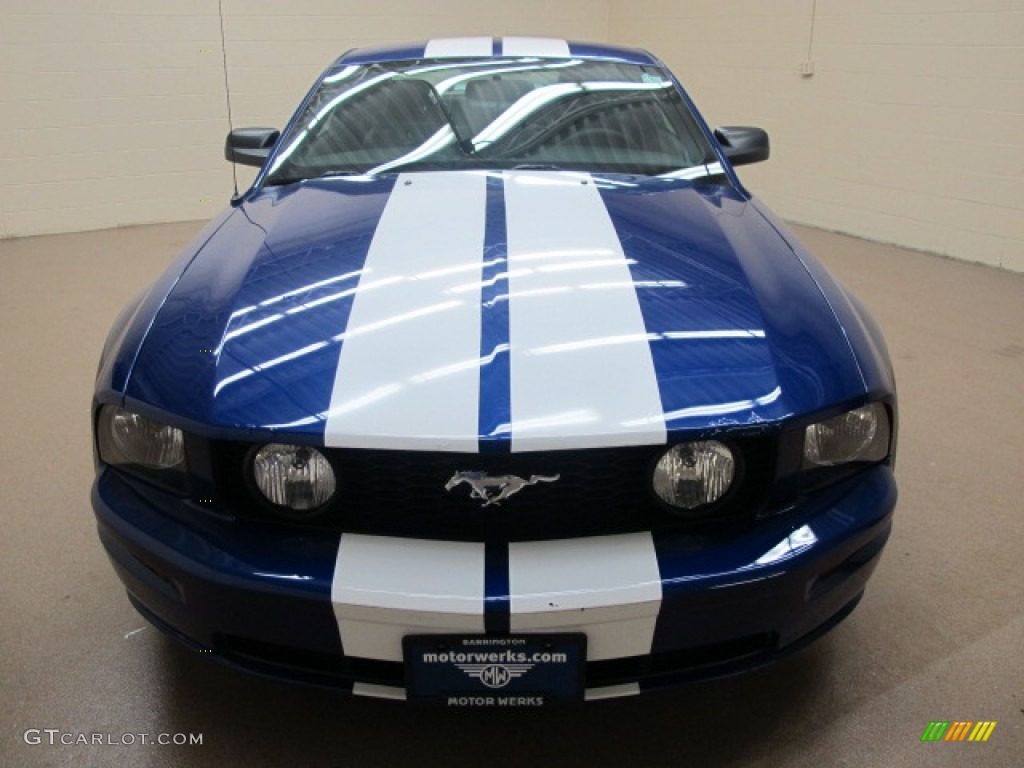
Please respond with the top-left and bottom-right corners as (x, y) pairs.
(1, 220), (1022, 768)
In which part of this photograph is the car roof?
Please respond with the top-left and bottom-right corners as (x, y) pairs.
(333, 37), (658, 67)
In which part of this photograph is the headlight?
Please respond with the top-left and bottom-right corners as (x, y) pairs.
(252, 443), (337, 513)
(96, 405), (189, 495)
(97, 405), (185, 469)
(803, 403), (890, 467)
(652, 441), (735, 510)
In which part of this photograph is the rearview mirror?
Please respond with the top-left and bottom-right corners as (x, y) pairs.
(714, 126), (770, 166)
(225, 128), (280, 167)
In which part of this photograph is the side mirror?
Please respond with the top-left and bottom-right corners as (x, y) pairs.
(714, 126), (770, 166)
(225, 127), (280, 167)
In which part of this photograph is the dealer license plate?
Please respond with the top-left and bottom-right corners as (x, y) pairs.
(403, 634), (586, 706)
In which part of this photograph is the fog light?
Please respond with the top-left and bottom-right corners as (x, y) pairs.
(252, 444), (336, 512)
(652, 441), (735, 510)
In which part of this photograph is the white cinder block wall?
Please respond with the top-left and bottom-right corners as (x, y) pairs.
(0, 0), (612, 238)
(0, 1), (232, 237)
(613, 0), (1024, 272)
(1, 0), (1022, 272)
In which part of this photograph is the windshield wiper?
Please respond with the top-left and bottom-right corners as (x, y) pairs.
(264, 169), (363, 186)
(418, 79), (472, 155)
(511, 163), (565, 171)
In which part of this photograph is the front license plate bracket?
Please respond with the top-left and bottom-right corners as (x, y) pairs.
(403, 634), (587, 706)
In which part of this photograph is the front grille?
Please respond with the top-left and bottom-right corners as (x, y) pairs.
(213, 439), (777, 541)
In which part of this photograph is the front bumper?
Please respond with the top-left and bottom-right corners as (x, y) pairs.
(93, 464), (896, 700)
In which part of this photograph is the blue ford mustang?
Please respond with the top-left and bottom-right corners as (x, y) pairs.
(92, 37), (897, 704)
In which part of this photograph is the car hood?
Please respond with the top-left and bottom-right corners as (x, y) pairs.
(123, 171), (866, 448)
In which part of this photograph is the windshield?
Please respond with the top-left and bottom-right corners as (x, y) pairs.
(263, 57), (719, 184)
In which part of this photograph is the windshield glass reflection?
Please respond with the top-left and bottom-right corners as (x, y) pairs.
(265, 58), (717, 183)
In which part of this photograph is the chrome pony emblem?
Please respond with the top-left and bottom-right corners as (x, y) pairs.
(444, 471), (560, 507)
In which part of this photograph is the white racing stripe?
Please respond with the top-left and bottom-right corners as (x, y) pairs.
(508, 532), (663, 661)
(324, 172), (487, 451)
(502, 37), (571, 58)
(332, 534), (486, 661)
(504, 171), (667, 451)
(425, 37), (493, 58)
(352, 683), (407, 701)
(585, 683), (641, 701)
